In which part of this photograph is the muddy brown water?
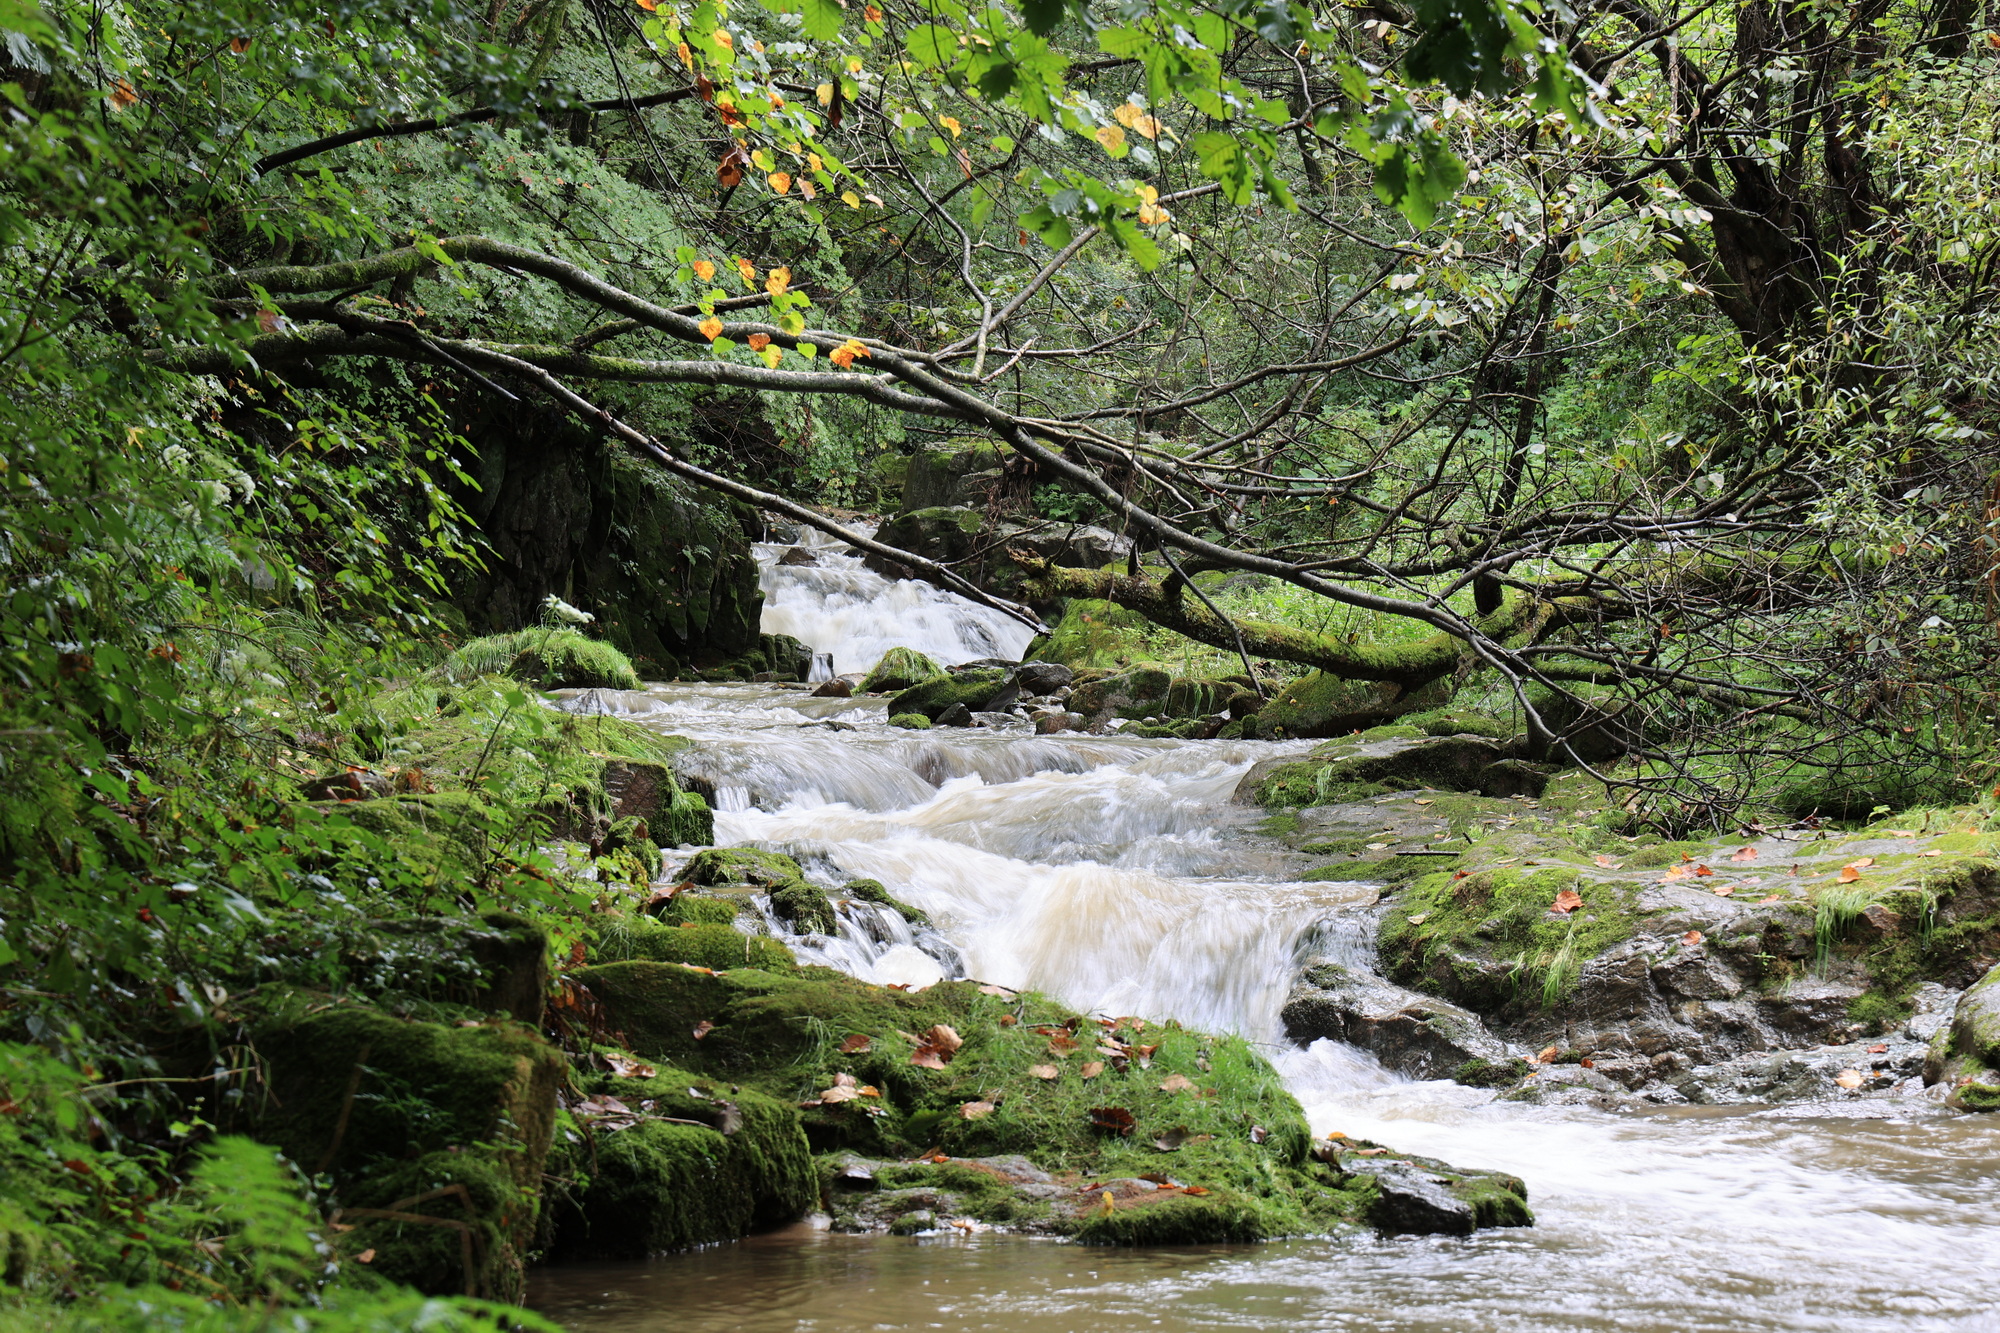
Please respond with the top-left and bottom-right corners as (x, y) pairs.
(533, 547), (2000, 1332)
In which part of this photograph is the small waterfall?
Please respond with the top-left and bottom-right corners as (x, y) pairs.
(806, 651), (834, 683)
(754, 537), (1037, 674)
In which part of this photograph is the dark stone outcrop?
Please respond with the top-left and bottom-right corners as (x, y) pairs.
(1281, 965), (1521, 1079)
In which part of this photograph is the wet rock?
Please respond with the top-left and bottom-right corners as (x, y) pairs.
(1032, 711), (1069, 734)
(811, 678), (853, 698)
(1923, 963), (2000, 1107)
(1013, 661), (1074, 695)
(776, 546), (819, 567)
(1677, 1035), (1928, 1105)
(887, 1208), (937, 1235)
(971, 711), (1020, 729)
(1281, 965), (1520, 1079)
(1352, 1160), (1476, 1236)
(860, 646), (946, 693)
(1236, 735), (1513, 807)
(935, 703), (974, 727)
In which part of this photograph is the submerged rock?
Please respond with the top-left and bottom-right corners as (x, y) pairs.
(1925, 963), (2000, 1109)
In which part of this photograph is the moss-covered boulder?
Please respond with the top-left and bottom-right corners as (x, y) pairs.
(886, 669), (1009, 721)
(890, 712), (933, 730)
(238, 998), (564, 1301)
(568, 961), (1533, 1241)
(1022, 598), (1155, 671)
(1248, 671), (1401, 739)
(860, 647), (946, 693)
(1065, 668), (1252, 725)
(683, 846), (835, 934)
(542, 1068), (815, 1258)
(590, 916), (797, 970)
(1237, 735), (1517, 808)
(839, 877), (929, 926)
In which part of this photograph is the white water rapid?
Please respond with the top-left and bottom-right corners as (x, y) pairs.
(535, 542), (2000, 1332)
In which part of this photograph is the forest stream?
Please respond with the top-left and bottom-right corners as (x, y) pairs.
(527, 542), (2000, 1332)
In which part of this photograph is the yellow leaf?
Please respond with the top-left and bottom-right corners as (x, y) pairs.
(634, 0), (656, 9)
(1113, 102), (1143, 129)
(1137, 202), (1169, 227)
(766, 265), (791, 295)
(692, 259), (716, 282)
(676, 41), (692, 67)
(940, 116), (962, 138)
(816, 83), (834, 105)
(829, 337), (869, 368)
(1093, 124), (1126, 153)
(769, 171), (791, 194)
(1096, 1190), (1116, 1218)
(698, 316), (724, 341)
(840, 190), (861, 209)
(808, 152), (823, 173)
(735, 256), (758, 288)
(713, 29), (733, 49)
(1134, 183), (1158, 204)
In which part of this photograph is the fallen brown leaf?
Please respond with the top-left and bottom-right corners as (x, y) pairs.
(1834, 1069), (1863, 1089)
(1730, 846), (1759, 862)
(1159, 1073), (1196, 1093)
(1838, 865), (1862, 883)
(1088, 1106), (1136, 1136)
(604, 1053), (657, 1079)
(1080, 1060), (1105, 1079)
(1029, 1064), (1059, 1080)
(1712, 885), (1734, 896)
(960, 1100), (995, 1120)
(1536, 1046), (1559, 1064)
(1683, 930), (1704, 946)
(692, 1020), (714, 1040)
(924, 1024), (964, 1054)
(1693, 864), (1714, 877)
(1594, 854), (1624, 868)
(1663, 864), (1691, 882)
(1867, 1043), (1888, 1054)
(1551, 888), (1584, 914)
(837, 1034), (872, 1055)
(998, 1014), (1018, 1027)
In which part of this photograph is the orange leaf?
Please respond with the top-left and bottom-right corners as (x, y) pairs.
(768, 171), (791, 194)
(109, 79), (138, 110)
(1536, 1046), (1559, 1063)
(698, 316), (724, 341)
(1551, 888), (1584, 914)
(1846, 857), (1875, 869)
(735, 256), (758, 287)
(1838, 865), (1862, 882)
(1693, 865), (1714, 876)
(765, 265), (791, 295)
(747, 333), (771, 350)
(1683, 930), (1704, 946)
(1730, 846), (1759, 862)
(693, 259), (717, 282)
(635, 0), (657, 9)
(1593, 854), (1623, 868)
(1662, 864), (1690, 882)
(864, 4), (883, 20)
(229, 35), (251, 53)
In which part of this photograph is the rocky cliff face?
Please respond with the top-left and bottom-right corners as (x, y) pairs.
(452, 406), (763, 676)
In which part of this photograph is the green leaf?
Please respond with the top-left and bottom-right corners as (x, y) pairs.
(905, 23), (957, 68)
(1021, 0), (1066, 37)
(800, 0), (845, 40)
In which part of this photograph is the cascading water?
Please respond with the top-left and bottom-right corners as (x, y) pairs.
(533, 541), (2000, 1332)
(754, 528), (1037, 673)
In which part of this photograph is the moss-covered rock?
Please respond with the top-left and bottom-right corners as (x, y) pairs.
(237, 998), (564, 1301)
(899, 439), (1008, 512)
(591, 917), (797, 970)
(860, 647), (947, 693)
(1238, 735), (1516, 808)
(840, 878), (930, 926)
(1924, 962), (2000, 1105)
(886, 669), (1009, 721)
(1249, 671), (1401, 739)
(1023, 598), (1155, 671)
(889, 712), (933, 730)
(682, 846), (835, 934)
(567, 961), (1533, 1241)
(542, 1068), (815, 1258)
(446, 628), (642, 690)
(1066, 668), (1250, 724)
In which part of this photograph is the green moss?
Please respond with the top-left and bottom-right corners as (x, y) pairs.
(1402, 709), (1513, 739)
(770, 879), (837, 934)
(1379, 865), (1644, 1015)
(1297, 837), (1370, 857)
(1252, 671), (1392, 739)
(890, 713), (933, 730)
(1026, 598), (1156, 671)
(1359, 725), (1425, 740)
(1304, 855), (1459, 885)
(544, 1069), (815, 1259)
(685, 847), (807, 887)
(841, 878), (930, 925)
(1452, 1058), (1531, 1088)
(886, 670), (1008, 721)
(592, 918), (797, 970)
(654, 895), (746, 927)
(1624, 841), (1711, 868)
(1249, 736), (1507, 809)
(1072, 1191), (1270, 1245)
(446, 628), (642, 690)
(237, 998), (564, 1301)
(860, 647), (946, 693)
(1957, 1081), (2000, 1112)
